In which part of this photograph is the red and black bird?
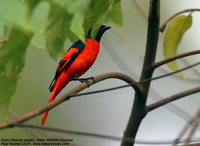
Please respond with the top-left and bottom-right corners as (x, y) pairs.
(41, 25), (111, 126)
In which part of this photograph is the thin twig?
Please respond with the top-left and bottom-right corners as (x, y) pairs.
(0, 72), (141, 130)
(153, 50), (200, 69)
(14, 123), (135, 144)
(173, 118), (195, 146)
(179, 143), (200, 146)
(160, 8), (200, 32)
(173, 108), (200, 146)
(13, 123), (200, 145)
(147, 86), (200, 112)
(150, 61), (200, 81)
(185, 110), (200, 145)
(185, 122), (199, 145)
(182, 59), (200, 82)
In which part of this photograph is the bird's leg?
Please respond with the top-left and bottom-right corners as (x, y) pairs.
(71, 74), (95, 87)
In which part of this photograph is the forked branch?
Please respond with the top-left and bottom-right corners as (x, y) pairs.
(121, 0), (160, 146)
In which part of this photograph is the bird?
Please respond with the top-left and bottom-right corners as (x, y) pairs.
(41, 25), (111, 126)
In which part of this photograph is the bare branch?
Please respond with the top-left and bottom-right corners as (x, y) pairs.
(182, 59), (200, 82)
(173, 108), (200, 146)
(185, 121), (199, 145)
(152, 50), (200, 69)
(179, 143), (200, 146)
(13, 123), (200, 145)
(0, 72), (141, 130)
(173, 123), (194, 146)
(121, 0), (160, 145)
(14, 123), (135, 143)
(147, 86), (200, 112)
(173, 116), (196, 146)
(160, 8), (200, 32)
(150, 61), (200, 81)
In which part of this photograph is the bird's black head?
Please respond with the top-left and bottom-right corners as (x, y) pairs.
(95, 25), (111, 42)
(87, 25), (111, 42)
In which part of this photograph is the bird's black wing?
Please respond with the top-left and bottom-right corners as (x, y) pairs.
(49, 40), (85, 91)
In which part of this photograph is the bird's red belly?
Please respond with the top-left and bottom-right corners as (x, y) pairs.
(68, 40), (100, 77)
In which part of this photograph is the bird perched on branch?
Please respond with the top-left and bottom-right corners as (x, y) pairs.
(41, 25), (111, 126)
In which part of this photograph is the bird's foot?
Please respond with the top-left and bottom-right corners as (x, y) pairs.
(71, 74), (95, 87)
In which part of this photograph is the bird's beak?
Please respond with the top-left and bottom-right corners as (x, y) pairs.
(104, 26), (111, 31)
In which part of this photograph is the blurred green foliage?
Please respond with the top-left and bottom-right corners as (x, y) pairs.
(0, 25), (33, 114)
(0, 0), (123, 114)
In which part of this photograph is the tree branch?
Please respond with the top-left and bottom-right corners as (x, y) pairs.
(0, 72), (141, 130)
(152, 50), (200, 69)
(150, 61), (200, 81)
(121, 0), (160, 146)
(13, 122), (200, 145)
(160, 8), (200, 32)
(173, 108), (200, 146)
(14, 123), (135, 143)
(147, 86), (200, 112)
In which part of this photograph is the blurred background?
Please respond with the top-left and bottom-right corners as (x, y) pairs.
(0, 0), (200, 146)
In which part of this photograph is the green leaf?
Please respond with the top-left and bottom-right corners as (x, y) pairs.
(109, 0), (123, 25)
(84, 0), (109, 30)
(45, 1), (70, 60)
(88, 0), (113, 38)
(67, 0), (92, 42)
(70, 13), (85, 43)
(53, 0), (74, 7)
(163, 15), (192, 78)
(0, 0), (24, 23)
(67, 0), (92, 14)
(28, 1), (49, 49)
(91, 10), (110, 39)
(0, 20), (7, 39)
(0, 25), (33, 113)
(87, 0), (123, 38)
(24, 0), (41, 20)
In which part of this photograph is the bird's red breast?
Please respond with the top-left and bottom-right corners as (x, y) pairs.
(68, 38), (100, 77)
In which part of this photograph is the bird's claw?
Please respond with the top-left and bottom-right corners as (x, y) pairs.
(71, 75), (95, 87)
